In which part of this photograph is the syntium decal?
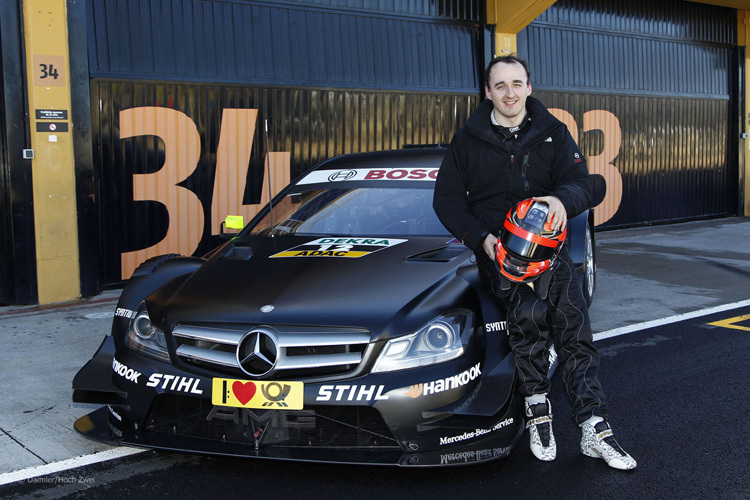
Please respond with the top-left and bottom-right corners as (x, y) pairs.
(270, 237), (407, 258)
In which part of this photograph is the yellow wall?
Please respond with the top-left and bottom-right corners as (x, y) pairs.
(742, 11), (750, 215)
(23, 0), (80, 303)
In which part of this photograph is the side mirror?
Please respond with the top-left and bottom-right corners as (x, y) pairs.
(220, 215), (244, 239)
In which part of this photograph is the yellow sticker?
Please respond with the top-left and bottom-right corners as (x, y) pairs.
(224, 215), (244, 230)
(212, 378), (304, 409)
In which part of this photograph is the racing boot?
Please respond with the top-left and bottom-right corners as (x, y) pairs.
(525, 398), (556, 461)
(580, 418), (637, 470)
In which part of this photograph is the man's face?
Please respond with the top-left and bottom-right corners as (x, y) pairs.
(485, 62), (532, 127)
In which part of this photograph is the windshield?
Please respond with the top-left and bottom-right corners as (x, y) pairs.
(250, 187), (451, 237)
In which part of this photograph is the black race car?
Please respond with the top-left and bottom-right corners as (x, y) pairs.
(73, 147), (596, 467)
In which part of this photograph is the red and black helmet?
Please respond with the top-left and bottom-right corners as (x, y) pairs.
(495, 199), (567, 283)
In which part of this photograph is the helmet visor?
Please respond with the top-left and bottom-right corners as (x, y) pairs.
(500, 230), (559, 262)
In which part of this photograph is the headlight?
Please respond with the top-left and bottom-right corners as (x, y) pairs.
(371, 310), (473, 373)
(125, 303), (170, 362)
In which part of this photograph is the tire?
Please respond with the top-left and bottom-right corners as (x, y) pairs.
(582, 220), (596, 306)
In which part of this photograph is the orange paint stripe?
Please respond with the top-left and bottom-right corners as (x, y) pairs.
(503, 220), (559, 248)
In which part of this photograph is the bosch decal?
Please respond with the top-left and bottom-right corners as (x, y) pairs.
(296, 167), (439, 185)
(327, 169), (358, 181)
(405, 363), (481, 398)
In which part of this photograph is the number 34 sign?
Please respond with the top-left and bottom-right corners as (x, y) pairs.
(33, 54), (65, 86)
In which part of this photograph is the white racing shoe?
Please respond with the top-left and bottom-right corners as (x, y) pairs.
(580, 419), (637, 470)
(525, 399), (556, 461)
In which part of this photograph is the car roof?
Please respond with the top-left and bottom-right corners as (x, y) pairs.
(311, 147), (447, 172)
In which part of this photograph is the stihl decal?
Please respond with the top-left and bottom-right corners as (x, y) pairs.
(316, 384), (389, 402)
(146, 373), (203, 395)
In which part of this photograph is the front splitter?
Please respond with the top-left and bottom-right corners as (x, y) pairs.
(74, 406), (523, 467)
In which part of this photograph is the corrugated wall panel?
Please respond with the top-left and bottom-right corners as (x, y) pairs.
(86, 0), (482, 92)
(524, 26), (731, 96)
(519, 0), (738, 228)
(251, 0), (483, 21)
(93, 81), (479, 283)
(534, 0), (735, 45)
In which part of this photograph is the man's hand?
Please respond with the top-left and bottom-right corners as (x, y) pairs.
(483, 233), (498, 260)
(532, 196), (566, 232)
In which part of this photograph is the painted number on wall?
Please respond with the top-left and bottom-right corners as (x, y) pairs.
(549, 109), (623, 226)
(119, 107), (290, 279)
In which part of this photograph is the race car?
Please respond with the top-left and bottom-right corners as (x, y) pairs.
(73, 147), (596, 467)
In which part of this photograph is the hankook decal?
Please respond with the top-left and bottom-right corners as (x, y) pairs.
(112, 358), (141, 384)
(405, 363), (481, 398)
(270, 237), (407, 259)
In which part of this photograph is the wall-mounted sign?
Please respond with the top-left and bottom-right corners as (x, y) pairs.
(36, 122), (69, 132)
(35, 109), (68, 120)
(33, 54), (65, 86)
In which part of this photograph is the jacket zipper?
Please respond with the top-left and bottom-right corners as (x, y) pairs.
(522, 154), (530, 191)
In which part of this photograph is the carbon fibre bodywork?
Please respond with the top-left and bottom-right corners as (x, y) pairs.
(73, 148), (591, 466)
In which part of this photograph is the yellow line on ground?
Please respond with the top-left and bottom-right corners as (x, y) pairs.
(708, 314), (750, 332)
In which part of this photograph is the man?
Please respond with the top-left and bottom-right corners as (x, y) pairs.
(433, 55), (636, 470)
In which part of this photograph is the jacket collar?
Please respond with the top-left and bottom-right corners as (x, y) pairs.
(465, 96), (561, 148)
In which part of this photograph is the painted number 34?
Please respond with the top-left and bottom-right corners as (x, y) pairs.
(118, 108), (290, 279)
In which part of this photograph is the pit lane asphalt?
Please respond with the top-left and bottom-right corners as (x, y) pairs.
(0, 217), (748, 498)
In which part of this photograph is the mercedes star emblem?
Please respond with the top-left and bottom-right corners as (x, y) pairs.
(236, 328), (279, 377)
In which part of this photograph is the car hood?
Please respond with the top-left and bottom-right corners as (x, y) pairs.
(148, 235), (473, 338)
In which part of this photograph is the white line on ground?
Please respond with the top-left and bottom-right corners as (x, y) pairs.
(1, 300), (748, 486)
(593, 299), (750, 341)
(0, 447), (145, 486)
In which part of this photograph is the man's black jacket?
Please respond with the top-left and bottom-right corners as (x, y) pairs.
(433, 97), (592, 254)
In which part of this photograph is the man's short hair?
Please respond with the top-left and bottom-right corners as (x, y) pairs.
(485, 55), (531, 86)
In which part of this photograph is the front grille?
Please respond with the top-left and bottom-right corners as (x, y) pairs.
(147, 395), (399, 450)
(171, 324), (371, 379)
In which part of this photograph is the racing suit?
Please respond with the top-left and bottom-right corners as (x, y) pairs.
(433, 97), (608, 425)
